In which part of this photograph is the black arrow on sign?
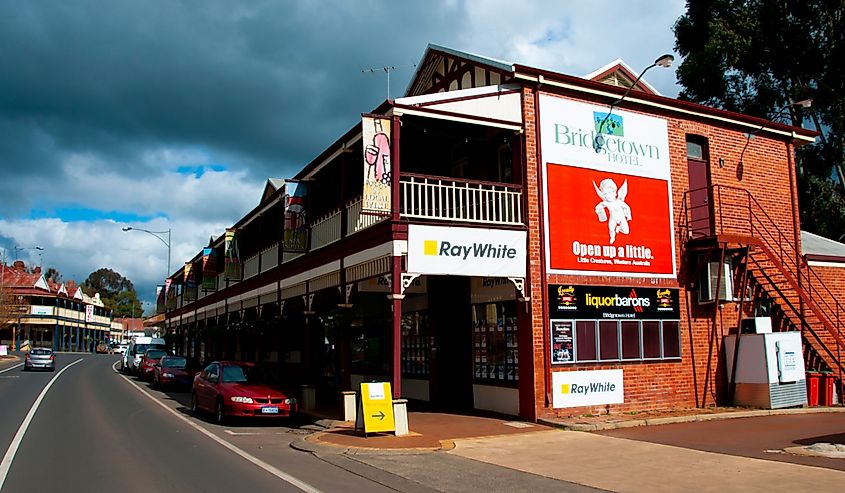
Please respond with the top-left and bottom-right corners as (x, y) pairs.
(371, 411), (385, 420)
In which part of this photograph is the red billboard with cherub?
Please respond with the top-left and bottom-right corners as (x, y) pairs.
(539, 95), (676, 277)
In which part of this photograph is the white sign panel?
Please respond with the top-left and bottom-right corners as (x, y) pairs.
(552, 369), (624, 408)
(85, 304), (94, 323)
(407, 225), (526, 278)
(31, 306), (52, 316)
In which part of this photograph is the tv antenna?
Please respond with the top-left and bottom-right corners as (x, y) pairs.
(362, 64), (416, 100)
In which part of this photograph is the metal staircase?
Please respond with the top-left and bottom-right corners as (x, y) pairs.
(682, 185), (844, 390)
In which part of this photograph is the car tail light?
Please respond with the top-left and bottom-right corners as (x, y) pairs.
(25, 353), (30, 360)
(49, 355), (55, 360)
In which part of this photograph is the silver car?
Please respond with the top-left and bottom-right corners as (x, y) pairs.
(24, 348), (55, 371)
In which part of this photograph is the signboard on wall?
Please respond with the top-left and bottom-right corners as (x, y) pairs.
(552, 369), (624, 408)
(407, 224), (526, 277)
(550, 320), (574, 364)
(85, 304), (94, 322)
(539, 95), (676, 278)
(548, 284), (679, 320)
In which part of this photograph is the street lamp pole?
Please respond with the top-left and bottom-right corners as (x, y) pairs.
(593, 54), (675, 152)
(122, 227), (172, 279)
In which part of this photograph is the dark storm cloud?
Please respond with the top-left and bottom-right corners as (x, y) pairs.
(0, 0), (464, 215)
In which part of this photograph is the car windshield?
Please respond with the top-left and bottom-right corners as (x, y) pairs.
(145, 350), (167, 360)
(135, 344), (164, 354)
(161, 356), (187, 369)
(31, 348), (52, 355)
(221, 365), (275, 384)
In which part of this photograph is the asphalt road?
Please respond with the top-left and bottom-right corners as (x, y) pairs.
(0, 354), (399, 492)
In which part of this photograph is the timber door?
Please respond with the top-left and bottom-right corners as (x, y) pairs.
(686, 138), (713, 238)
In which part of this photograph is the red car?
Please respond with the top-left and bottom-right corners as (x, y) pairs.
(138, 348), (168, 381)
(191, 361), (297, 424)
(152, 355), (199, 389)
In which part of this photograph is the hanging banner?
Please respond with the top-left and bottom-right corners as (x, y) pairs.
(362, 115), (392, 213)
(201, 247), (217, 290)
(224, 228), (242, 280)
(539, 95), (676, 278)
(283, 182), (308, 252)
(156, 285), (165, 313)
(184, 262), (198, 301)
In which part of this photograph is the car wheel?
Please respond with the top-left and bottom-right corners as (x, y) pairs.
(190, 392), (200, 415)
(215, 399), (226, 425)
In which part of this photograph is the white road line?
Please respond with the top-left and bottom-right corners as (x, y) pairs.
(0, 363), (23, 374)
(0, 358), (84, 491)
(111, 362), (323, 493)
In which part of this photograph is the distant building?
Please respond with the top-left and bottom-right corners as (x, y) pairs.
(1, 261), (111, 351)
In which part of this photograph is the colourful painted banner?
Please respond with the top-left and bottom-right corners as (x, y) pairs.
(201, 247), (217, 290)
(362, 115), (392, 213)
(184, 262), (197, 301)
(283, 182), (308, 252)
(224, 228), (242, 280)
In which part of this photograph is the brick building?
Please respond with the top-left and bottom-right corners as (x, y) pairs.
(163, 45), (841, 421)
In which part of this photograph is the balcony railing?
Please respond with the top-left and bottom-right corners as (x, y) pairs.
(260, 243), (278, 272)
(310, 210), (342, 251)
(399, 173), (523, 225)
(347, 197), (388, 236)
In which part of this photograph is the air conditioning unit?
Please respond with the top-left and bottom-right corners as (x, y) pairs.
(698, 258), (735, 303)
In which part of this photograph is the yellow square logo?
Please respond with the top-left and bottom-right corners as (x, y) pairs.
(561, 384), (570, 394)
(423, 240), (438, 255)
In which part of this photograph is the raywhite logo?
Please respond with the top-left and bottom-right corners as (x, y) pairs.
(424, 240), (517, 260)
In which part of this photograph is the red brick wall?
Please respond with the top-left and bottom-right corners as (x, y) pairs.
(522, 87), (801, 419)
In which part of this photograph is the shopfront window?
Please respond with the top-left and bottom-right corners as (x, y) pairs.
(472, 301), (518, 384)
(401, 309), (430, 377)
(565, 320), (681, 363)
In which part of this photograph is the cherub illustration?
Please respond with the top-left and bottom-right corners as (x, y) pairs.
(593, 178), (631, 244)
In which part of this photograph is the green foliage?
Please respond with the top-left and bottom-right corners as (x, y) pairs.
(82, 268), (142, 318)
(674, 0), (845, 237)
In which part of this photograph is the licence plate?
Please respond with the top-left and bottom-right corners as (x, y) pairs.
(261, 406), (279, 414)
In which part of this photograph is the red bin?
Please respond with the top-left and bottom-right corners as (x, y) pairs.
(806, 372), (820, 407)
(819, 373), (835, 406)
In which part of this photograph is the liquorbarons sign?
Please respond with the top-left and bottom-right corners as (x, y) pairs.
(539, 95), (676, 278)
(548, 284), (679, 320)
(407, 224), (526, 278)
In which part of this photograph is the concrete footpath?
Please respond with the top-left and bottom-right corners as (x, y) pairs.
(293, 407), (845, 492)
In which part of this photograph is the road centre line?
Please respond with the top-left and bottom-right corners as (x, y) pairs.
(0, 358), (84, 492)
(111, 362), (323, 493)
(0, 363), (23, 374)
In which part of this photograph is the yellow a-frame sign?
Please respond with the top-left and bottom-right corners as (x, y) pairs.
(355, 381), (395, 436)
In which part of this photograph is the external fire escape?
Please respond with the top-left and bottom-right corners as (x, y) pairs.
(682, 185), (844, 404)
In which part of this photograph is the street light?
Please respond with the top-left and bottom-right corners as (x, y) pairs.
(593, 54), (675, 152)
(122, 226), (172, 279)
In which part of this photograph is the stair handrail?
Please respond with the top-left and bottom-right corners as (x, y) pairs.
(683, 184), (845, 357)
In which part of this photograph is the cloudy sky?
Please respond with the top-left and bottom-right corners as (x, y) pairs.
(0, 0), (686, 312)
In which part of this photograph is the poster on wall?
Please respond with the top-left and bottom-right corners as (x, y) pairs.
(550, 320), (574, 364)
(362, 115), (392, 213)
(539, 95), (676, 278)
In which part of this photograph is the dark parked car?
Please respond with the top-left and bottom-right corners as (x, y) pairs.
(138, 349), (168, 381)
(153, 356), (199, 389)
(24, 348), (55, 371)
(191, 361), (297, 424)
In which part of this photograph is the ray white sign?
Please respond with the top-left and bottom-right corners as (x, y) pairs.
(552, 369), (624, 408)
(407, 225), (526, 278)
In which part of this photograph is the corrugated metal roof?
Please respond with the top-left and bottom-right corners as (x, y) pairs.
(802, 231), (845, 258)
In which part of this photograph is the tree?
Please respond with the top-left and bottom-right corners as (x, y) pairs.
(674, 0), (845, 239)
(81, 268), (142, 318)
(43, 267), (62, 283)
